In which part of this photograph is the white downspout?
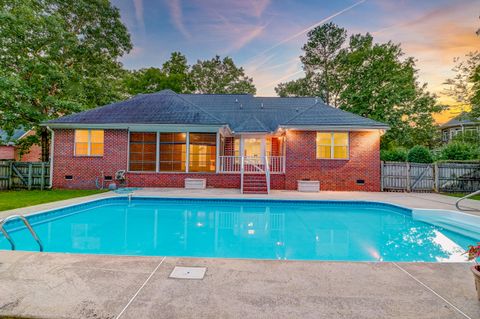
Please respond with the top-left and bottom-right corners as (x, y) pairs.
(46, 126), (54, 188)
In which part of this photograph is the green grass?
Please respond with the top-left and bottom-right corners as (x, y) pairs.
(442, 193), (480, 201)
(0, 189), (108, 211)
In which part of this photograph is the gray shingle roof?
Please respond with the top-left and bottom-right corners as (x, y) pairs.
(0, 128), (27, 145)
(46, 89), (388, 131)
(440, 113), (480, 129)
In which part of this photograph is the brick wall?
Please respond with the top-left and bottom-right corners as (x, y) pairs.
(15, 130), (42, 162)
(0, 146), (15, 160)
(284, 130), (381, 191)
(53, 129), (129, 189)
(53, 129), (380, 191)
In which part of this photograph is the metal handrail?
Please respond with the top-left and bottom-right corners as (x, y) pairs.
(0, 215), (43, 251)
(265, 155), (271, 194)
(455, 190), (480, 211)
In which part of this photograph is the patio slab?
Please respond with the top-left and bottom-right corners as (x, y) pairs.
(0, 251), (163, 319)
(0, 251), (478, 319)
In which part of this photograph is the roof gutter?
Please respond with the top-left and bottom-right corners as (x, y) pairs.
(42, 123), (226, 132)
(277, 125), (390, 132)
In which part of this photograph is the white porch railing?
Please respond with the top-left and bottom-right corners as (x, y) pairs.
(219, 156), (285, 174)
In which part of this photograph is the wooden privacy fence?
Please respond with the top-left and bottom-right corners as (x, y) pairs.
(0, 162), (50, 190)
(382, 161), (480, 193)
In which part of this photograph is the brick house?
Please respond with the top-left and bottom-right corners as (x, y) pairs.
(44, 90), (388, 193)
(0, 128), (42, 162)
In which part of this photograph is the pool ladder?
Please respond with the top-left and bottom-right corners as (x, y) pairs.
(455, 189), (480, 211)
(0, 215), (43, 251)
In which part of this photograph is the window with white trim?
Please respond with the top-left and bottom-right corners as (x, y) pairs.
(316, 132), (349, 159)
(75, 129), (104, 156)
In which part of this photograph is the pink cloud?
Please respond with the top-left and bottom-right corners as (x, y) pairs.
(166, 0), (191, 39)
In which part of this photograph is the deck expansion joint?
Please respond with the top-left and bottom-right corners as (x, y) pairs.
(392, 262), (472, 319)
(115, 256), (166, 319)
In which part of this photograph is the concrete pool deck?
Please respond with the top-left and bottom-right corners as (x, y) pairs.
(0, 251), (479, 319)
(0, 189), (479, 318)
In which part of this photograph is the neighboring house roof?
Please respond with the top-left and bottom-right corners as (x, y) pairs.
(0, 128), (28, 145)
(440, 113), (480, 129)
(45, 89), (389, 132)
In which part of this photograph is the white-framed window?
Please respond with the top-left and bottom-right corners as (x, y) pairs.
(74, 129), (104, 156)
(442, 130), (449, 142)
(316, 132), (349, 160)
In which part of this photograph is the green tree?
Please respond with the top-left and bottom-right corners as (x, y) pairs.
(123, 52), (193, 95)
(444, 52), (480, 118)
(0, 0), (132, 161)
(275, 24), (442, 148)
(190, 56), (256, 94)
(299, 22), (346, 105)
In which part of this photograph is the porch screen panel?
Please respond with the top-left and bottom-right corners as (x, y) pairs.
(159, 133), (186, 172)
(129, 132), (157, 171)
(189, 133), (216, 172)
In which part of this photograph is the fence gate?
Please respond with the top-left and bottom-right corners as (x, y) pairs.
(382, 161), (480, 193)
(0, 162), (50, 190)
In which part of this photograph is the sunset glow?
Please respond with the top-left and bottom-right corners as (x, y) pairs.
(112, 0), (480, 123)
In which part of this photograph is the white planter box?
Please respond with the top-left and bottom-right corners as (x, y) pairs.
(297, 180), (320, 192)
(185, 178), (206, 189)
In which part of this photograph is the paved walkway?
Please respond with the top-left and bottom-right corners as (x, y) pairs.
(1, 189), (479, 318)
(0, 251), (478, 319)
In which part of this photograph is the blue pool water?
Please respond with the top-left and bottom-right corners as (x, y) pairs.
(0, 197), (478, 262)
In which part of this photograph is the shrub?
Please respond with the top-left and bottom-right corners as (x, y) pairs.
(380, 148), (407, 162)
(452, 131), (480, 145)
(407, 145), (433, 163)
(439, 141), (480, 161)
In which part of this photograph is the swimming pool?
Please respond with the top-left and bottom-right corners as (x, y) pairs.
(1, 197), (478, 262)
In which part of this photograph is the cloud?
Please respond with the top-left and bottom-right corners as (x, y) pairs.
(132, 0), (145, 32)
(166, 0), (191, 39)
(246, 0), (366, 63)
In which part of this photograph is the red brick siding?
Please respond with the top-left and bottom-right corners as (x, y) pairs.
(16, 144), (42, 162)
(284, 130), (381, 191)
(53, 129), (129, 189)
(15, 130), (42, 162)
(52, 129), (380, 191)
(0, 146), (15, 160)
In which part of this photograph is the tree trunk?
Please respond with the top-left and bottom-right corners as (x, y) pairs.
(40, 127), (50, 162)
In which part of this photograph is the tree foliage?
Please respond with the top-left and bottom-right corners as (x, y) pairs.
(0, 0), (132, 160)
(444, 52), (480, 118)
(123, 53), (256, 95)
(123, 52), (193, 95)
(190, 56), (256, 94)
(438, 141), (480, 161)
(380, 148), (407, 162)
(275, 23), (443, 148)
(407, 146), (433, 163)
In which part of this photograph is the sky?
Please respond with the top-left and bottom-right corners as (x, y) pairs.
(111, 0), (480, 122)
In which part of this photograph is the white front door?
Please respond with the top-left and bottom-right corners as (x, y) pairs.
(243, 137), (263, 157)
